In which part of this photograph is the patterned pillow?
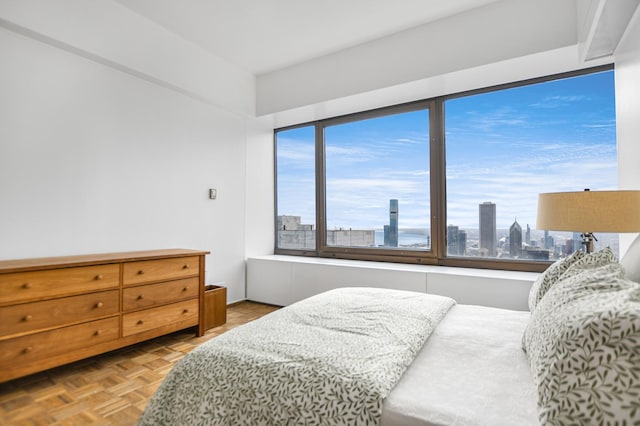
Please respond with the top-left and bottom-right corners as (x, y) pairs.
(522, 263), (640, 425)
(558, 246), (617, 281)
(527, 250), (584, 312)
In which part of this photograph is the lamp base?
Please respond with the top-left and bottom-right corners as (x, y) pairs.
(581, 232), (596, 253)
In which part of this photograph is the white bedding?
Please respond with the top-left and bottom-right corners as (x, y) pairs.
(139, 291), (537, 425)
(138, 287), (455, 425)
(382, 304), (538, 426)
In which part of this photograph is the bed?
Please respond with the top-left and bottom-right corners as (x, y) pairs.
(138, 244), (640, 425)
(380, 304), (537, 425)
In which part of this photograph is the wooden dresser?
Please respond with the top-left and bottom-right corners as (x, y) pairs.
(0, 249), (209, 382)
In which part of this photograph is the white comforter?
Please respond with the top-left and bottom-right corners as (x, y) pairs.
(382, 304), (538, 426)
(138, 287), (455, 425)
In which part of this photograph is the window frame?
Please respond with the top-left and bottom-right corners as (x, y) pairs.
(273, 121), (319, 257)
(274, 64), (615, 273)
(316, 100), (440, 265)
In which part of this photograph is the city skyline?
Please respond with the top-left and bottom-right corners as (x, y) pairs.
(278, 210), (620, 259)
(277, 70), (617, 233)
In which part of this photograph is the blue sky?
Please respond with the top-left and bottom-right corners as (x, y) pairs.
(277, 70), (617, 231)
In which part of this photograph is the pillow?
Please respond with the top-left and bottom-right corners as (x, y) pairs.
(527, 250), (584, 312)
(558, 246), (617, 281)
(621, 234), (640, 283)
(522, 263), (640, 425)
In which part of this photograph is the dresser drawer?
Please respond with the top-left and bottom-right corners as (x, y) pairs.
(123, 256), (199, 286)
(0, 290), (119, 338)
(0, 265), (120, 305)
(122, 299), (198, 337)
(123, 277), (199, 312)
(0, 317), (119, 367)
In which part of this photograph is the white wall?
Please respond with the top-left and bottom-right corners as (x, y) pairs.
(614, 5), (640, 254)
(257, 0), (577, 116)
(0, 25), (249, 303)
(244, 116), (276, 258)
(0, 0), (255, 116)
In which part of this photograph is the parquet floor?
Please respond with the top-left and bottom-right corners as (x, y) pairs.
(0, 301), (280, 425)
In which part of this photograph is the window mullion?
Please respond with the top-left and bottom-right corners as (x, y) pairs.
(315, 123), (326, 255)
(430, 99), (447, 262)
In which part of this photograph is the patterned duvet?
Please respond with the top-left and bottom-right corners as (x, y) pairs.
(138, 287), (455, 425)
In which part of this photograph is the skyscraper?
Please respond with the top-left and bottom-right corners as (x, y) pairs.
(389, 199), (398, 247)
(458, 229), (467, 255)
(565, 238), (575, 256)
(383, 199), (399, 247)
(510, 219), (522, 258)
(448, 225), (458, 255)
(544, 230), (554, 251)
(479, 202), (496, 257)
(447, 224), (466, 255)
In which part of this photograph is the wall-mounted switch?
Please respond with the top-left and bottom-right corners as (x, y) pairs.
(209, 188), (217, 200)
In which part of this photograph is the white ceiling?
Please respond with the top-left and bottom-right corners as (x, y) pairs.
(113, 0), (501, 75)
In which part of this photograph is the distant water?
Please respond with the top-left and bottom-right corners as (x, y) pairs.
(374, 230), (430, 247)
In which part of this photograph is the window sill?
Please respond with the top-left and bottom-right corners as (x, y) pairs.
(247, 255), (539, 311)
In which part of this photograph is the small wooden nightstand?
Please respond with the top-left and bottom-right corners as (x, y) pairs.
(204, 285), (227, 330)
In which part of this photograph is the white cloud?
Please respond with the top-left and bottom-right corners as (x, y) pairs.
(445, 142), (617, 228)
(530, 95), (589, 108)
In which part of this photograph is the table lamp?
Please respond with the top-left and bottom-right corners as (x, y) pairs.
(537, 189), (640, 253)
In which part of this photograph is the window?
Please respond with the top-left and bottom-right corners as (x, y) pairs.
(445, 70), (618, 261)
(275, 125), (316, 250)
(275, 65), (616, 271)
(323, 107), (431, 251)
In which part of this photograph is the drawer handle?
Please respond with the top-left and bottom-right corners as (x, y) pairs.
(94, 330), (103, 336)
(23, 315), (33, 322)
(95, 274), (104, 280)
(137, 295), (144, 300)
(95, 302), (104, 309)
(182, 264), (189, 269)
(22, 282), (32, 289)
(137, 270), (144, 275)
(137, 320), (144, 325)
(23, 347), (33, 354)
(182, 287), (188, 292)
(183, 309), (189, 314)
